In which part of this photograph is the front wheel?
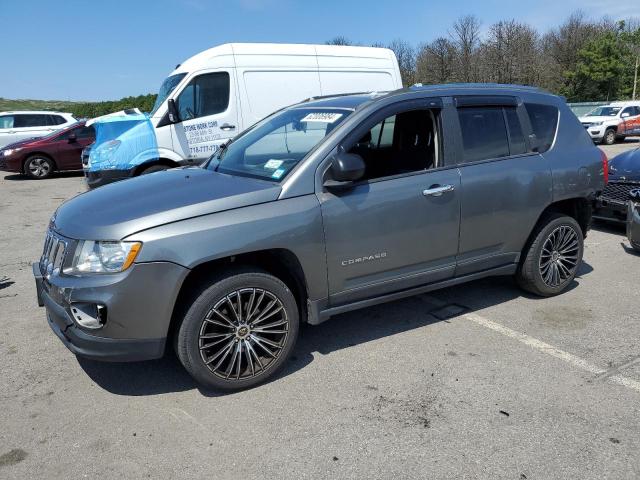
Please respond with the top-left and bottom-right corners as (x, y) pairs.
(175, 270), (299, 391)
(517, 214), (584, 297)
(24, 155), (54, 179)
(140, 164), (168, 175)
(602, 129), (616, 145)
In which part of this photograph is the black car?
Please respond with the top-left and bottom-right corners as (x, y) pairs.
(594, 147), (640, 222)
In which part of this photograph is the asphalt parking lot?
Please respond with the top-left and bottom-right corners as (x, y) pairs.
(1, 141), (639, 479)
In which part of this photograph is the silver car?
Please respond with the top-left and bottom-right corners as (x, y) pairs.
(34, 85), (606, 390)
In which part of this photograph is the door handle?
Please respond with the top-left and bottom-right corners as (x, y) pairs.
(423, 184), (455, 197)
(220, 124), (236, 131)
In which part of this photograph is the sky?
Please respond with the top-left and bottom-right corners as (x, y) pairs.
(0, 0), (638, 101)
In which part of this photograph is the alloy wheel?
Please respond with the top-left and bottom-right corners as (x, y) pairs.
(198, 288), (289, 380)
(28, 158), (51, 177)
(539, 225), (580, 288)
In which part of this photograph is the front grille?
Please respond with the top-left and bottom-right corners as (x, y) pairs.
(39, 230), (68, 277)
(599, 181), (640, 205)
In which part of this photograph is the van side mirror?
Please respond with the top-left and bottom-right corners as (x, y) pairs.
(167, 99), (181, 124)
(324, 152), (365, 189)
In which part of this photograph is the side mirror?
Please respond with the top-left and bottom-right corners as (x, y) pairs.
(324, 152), (365, 189)
(67, 133), (77, 143)
(167, 99), (181, 124)
(621, 112), (630, 118)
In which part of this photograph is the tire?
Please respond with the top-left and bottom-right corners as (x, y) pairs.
(24, 155), (54, 179)
(140, 164), (168, 175)
(516, 213), (584, 297)
(602, 128), (616, 145)
(175, 269), (299, 391)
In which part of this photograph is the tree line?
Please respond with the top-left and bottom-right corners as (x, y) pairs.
(328, 11), (640, 102)
(70, 94), (157, 119)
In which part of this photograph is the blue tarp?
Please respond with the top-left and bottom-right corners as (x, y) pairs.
(87, 111), (158, 172)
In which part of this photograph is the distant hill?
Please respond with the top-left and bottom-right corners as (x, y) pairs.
(0, 94), (158, 119)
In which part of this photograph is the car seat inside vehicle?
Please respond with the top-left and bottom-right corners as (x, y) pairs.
(349, 109), (438, 180)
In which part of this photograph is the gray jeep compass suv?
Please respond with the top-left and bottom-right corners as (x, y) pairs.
(33, 84), (606, 390)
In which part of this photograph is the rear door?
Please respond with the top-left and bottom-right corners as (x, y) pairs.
(13, 114), (53, 142)
(171, 70), (239, 162)
(452, 97), (553, 275)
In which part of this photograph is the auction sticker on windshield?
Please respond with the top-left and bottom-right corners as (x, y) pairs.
(301, 112), (343, 123)
(264, 159), (284, 170)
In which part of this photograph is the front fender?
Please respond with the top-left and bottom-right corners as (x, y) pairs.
(126, 195), (329, 301)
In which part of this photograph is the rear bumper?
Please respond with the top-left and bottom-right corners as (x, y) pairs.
(33, 260), (188, 362)
(593, 201), (627, 222)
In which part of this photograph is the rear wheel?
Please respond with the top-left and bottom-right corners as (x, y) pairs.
(517, 214), (584, 296)
(175, 269), (299, 390)
(602, 128), (616, 145)
(24, 155), (54, 179)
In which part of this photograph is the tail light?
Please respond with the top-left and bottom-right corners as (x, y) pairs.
(601, 150), (609, 185)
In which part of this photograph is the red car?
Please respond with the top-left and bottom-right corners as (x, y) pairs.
(0, 121), (95, 179)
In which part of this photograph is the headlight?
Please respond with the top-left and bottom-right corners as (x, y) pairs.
(89, 140), (121, 166)
(65, 240), (141, 274)
(2, 148), (22, 156)
(590, 122), (603, 127)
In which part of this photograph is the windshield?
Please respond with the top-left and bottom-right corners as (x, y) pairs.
(587, 106), (622, 117)
(210, 108), (352, 181)
(150, 73), (187, 115)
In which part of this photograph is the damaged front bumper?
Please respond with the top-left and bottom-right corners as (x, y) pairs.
(33, 259), (188, 362)
(626, 201), (640, 252)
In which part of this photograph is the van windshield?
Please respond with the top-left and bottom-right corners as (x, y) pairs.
(150, 73), (187, 115)
(587, 106), (622, 117)
(210, 108), (352, 182)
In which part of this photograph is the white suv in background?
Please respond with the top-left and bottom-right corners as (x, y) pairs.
(0, 111), (76, 149)
(579, 101), (640, 145)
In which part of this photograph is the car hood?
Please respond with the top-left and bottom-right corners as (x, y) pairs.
(579, 115), (618, 123)
(1, 137), (41, 150)
(609, 148), (640, 182)
(52, 167), (282, 240)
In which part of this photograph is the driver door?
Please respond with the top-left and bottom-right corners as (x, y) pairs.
(318, 100), (461, 306)
(171, 70), (239, 162)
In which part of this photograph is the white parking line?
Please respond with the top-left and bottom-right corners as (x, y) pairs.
(464, 312), (640, 394)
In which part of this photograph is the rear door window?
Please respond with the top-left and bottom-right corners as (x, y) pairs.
(524, 103), (558, 153)
(14, 114), (49, 128)
(457, 107), (510, 163)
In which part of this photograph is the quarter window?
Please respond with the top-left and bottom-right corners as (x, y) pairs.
(457, 107), (509, 163)
(176, 72), (230, 121)
(47, 115), (67, 126)
(524, 103), (558, 153)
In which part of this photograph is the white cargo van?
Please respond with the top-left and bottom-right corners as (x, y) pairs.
(85, 43), (402, 185)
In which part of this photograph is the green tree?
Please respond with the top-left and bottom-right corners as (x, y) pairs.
(565, 30), (632, 101)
